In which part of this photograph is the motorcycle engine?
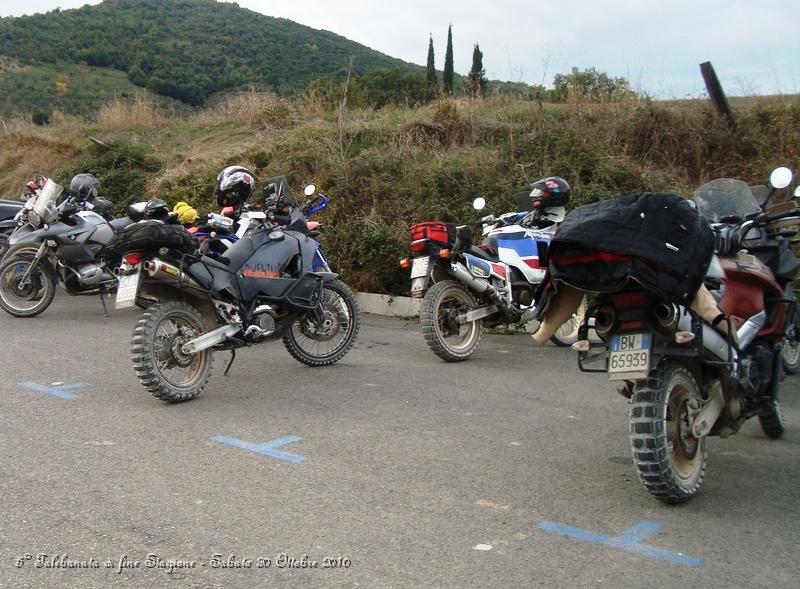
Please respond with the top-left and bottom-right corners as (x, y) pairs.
(737, 342), (774, 398)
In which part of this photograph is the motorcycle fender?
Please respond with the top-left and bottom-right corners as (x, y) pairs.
(8, 249), (59, 283)
(313, 271), (339, 283)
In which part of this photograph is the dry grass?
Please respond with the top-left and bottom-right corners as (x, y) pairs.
(96, 94), (165, 132)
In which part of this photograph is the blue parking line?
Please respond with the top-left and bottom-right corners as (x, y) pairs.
(211, 435), (306, 463)
(538, 520), (703, 567)
(18, 382), (88, 399)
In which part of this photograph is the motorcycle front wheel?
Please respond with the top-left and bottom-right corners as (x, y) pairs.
(0, 250), (56, 318)
(130, 301), (213, 403)
(420, 280), (482, 362)
(283, 279), (360, 366)
(629, 362), (707, 503)
(550, 296), (587, 347)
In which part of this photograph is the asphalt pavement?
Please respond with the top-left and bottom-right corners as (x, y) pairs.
(1, 295), (798, 588)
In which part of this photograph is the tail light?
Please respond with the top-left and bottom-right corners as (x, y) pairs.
(123, 252), (144, 266)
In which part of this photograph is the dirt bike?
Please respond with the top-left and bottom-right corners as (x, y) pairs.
(114, 177), (359, 403)
(536, 167), (799, 503)
(402, 186), (585, 362)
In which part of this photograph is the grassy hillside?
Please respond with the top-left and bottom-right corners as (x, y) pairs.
(0, 59), (187, 119)
(0, 0), (409, 106)
(1, 92), (798, 294)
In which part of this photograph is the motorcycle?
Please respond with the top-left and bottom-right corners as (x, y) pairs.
(401, 186), (585, 362)
(193, 183), (329, 257)
(534, 167), (799, 503)
(0, 178), (146, 317)
(115, 177), (359, 403)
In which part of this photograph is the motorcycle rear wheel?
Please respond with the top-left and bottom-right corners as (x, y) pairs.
(550, 296), (587, 347)
(629, 363), (707, 503)
(0, 250), (56, 318)
(283, 279), (360, 367)
(420, 280), (482, 362)
(131, 301), (213, 403)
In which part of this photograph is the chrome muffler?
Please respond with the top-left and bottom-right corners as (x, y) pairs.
(143, 257), (202, 290)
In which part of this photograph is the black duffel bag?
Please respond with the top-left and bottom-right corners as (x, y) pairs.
(110, 220), (197, 257)
(545, 192), (715, 305)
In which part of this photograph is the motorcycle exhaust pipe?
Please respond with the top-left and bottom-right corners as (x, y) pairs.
(594, 306), (616, 339)
(654, 302), (680, 331)
(143, 258), (202, 290)
(448, 262), (491, 294)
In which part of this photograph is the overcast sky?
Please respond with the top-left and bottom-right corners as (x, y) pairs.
(0, 0), (797, 97)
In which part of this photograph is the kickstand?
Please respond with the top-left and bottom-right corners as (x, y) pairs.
(224, 350), (236, 376)
(100, 292), (110, 317)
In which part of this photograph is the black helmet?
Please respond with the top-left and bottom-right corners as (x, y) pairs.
(69, 173), (99, 202)
(215, 165), (255, 207)
(530, 176), (570, 208)
(143, 198), (170, 221)
(91, 197), (115, 220)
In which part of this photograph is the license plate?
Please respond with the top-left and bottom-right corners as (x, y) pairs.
(608, 332), (651, 380)
(115, 270), (141, 309)
(410, 257), (431, 279)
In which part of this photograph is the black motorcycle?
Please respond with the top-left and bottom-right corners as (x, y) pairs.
(0, 179), (145, 317)
(0, 198), (23, 258)
(115, 177), (360, 403)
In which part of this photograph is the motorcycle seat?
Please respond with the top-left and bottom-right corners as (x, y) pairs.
(109, 217), (134, 232)
(468, 245), (500, 263)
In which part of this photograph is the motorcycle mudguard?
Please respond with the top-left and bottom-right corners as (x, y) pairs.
(3, 248), (59, 283)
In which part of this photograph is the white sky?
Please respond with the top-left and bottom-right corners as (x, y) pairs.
(0, 0), (798, 97)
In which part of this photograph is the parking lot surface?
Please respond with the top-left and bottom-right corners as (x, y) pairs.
(1, 296), (798, 588)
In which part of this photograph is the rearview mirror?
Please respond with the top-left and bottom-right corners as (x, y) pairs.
(473, 197), (486, 210)
(795, 186), (800, 198)
(769, 167), (793, 190)
(304, 184), (317, 197)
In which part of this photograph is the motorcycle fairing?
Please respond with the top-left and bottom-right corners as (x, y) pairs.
(489, 226), (548, 283)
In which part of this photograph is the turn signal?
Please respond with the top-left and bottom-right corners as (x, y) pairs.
(399, 258), (411, 269)
(571, 340), (591, 352)
(439, 249), (451, 259)
(675, 331), (696, 344)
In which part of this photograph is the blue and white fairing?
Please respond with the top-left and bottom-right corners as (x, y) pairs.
(488, 224), (554, 283)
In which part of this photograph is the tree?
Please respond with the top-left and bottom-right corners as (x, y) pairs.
(425, 35), (437, 98)
(443, 25), (454, 96)
(551, 67), (636, 102)
(468, 43), (487, 98)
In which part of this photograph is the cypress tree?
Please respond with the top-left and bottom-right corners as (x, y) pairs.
(468, 43), (487, 98)
(443, 25), (454, 96)
(426, 35), (437, 98)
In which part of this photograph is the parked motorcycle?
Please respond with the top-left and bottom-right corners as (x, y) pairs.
(402, 177), (585, 362)
(115, 177), (359, 403)
(0, 178), (145, 317)
(534, 167), (799, 503)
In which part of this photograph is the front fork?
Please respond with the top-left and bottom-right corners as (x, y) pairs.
(19, 241), (50, 285)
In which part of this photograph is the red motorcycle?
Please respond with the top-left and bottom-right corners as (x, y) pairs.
(534, 167), (799, 503)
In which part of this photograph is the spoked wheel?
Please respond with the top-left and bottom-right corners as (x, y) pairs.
(420, 280), (481, 362)
(629, 363), (707, 503)
(550, 296), (587, 347)
(0, 251), (56, 317)
(131, 301), (213, 402)
(283, 279), (360, 366)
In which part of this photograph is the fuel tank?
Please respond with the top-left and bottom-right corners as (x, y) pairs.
(220, 227), (321, 301)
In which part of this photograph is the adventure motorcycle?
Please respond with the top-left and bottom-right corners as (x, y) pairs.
(402, 182), (585, 362)
(115, 177), (359, 403)
(0, 179), (145, 317)
(534, 167), (799, 503)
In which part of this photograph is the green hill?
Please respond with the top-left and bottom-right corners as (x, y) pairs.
(0, 0), (409, 107)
